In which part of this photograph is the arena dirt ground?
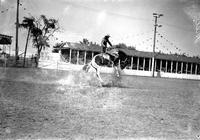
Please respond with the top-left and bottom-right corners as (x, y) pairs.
(0, 67), (200, 140)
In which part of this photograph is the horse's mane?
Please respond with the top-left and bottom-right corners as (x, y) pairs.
(118, 50), (128, 59)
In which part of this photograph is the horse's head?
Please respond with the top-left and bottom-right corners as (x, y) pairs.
(114, 50), (129, 70)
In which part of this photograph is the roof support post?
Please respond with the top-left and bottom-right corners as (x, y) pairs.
(160, 60), (162, 72)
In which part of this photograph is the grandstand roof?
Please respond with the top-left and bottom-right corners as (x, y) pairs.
(0, 34), (12, 45)
(61, 42), (200, 64)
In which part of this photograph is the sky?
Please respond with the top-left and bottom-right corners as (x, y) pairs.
(0, 0), (200, 56)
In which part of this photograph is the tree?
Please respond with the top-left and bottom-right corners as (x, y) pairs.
(80, 38), (89, 45)
(32, 15), (59, 61)
(116, 43), (136, 50)
(19, 16), (35, 67)
(20, 15), (59, 67)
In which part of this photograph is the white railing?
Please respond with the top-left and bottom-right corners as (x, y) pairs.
(38, 59), (200, 80)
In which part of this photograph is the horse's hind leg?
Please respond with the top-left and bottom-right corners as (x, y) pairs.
(85, 63), (91, 72)
(82, 64), (87, 71)
(82, 63), (91, 72)
(91, 64), (103, 83)
(96, 68), (103, 83)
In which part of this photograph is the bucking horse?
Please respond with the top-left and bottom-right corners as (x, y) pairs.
(82, 47), (129, 83)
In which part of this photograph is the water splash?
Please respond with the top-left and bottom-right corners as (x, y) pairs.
(57, 74), (75, 86)
(56, 71), (101, 87)
(55, 71), (124, 110)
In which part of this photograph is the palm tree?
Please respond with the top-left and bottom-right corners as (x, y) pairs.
(20, 15), (59, 67)
(80, 38), (89, 45)
(32, 15), (58, 59)
(19, 17), (35, 67)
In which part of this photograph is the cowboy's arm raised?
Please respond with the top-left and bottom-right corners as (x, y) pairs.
(107, 40), (112, 47)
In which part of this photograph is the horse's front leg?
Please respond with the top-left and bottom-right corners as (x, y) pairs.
(85, 63), (91, 72)
(83, 63), (90, 72)
(114, 65), (120, 78)
(110, 61), (119, 78)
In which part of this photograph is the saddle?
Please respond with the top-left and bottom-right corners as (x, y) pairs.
(100, 48), (119, 65)
(100, 53), (111, 65)
(106, 48), (119, 59)
(101, 53), (110, 60)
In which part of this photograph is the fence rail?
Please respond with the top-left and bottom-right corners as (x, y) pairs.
(0, 55), (37, 67)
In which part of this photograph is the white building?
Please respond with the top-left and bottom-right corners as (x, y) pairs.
(39, 42), (200, 80)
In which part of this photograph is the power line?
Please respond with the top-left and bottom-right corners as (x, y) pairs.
(156, 31), (187, 55)
(69, 2), (194, 32)
(1, 1), (194, 33)
(68, 2), (152, 22)
(0, 1), (30, 15)
(18, 1), (32, 16)
(160, 21), (193, 32)
(0, 5), (14, 14)
(20, 0), (41, 16)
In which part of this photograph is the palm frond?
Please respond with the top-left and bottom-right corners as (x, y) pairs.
(19, 16), (35, 29)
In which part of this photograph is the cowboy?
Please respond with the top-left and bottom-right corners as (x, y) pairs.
(101, 34), (112, 53)
(101, 35), (119, 65)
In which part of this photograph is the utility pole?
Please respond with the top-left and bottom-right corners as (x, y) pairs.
(15, 0), (20, 64)
(152, 13), (163, 77)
